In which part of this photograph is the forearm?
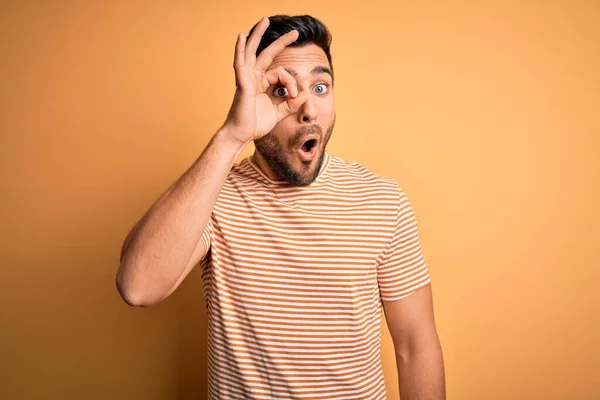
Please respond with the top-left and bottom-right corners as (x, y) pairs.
(116, 126), (246, 305)
(396, 341), (446, 400)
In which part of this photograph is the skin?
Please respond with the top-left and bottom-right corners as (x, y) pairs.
(384, 285), (446, 399)
(250, 44), (336, 186)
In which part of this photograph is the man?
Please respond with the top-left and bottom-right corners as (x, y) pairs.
(117, 14), (445, 400)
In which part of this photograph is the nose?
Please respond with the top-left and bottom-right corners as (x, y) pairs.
(298, 94), (318, 124)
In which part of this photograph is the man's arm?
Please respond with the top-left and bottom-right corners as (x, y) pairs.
(383, 283), (446, 399)
(115, 20), (306, 307)
(116, 128), (246, 307)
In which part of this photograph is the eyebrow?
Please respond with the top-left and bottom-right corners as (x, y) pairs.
(283, 66), (333, 80)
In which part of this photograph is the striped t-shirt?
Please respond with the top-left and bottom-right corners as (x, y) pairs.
(199, 151), (431, 400)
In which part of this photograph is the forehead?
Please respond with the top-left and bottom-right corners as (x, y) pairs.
(267, 44), (330, 76)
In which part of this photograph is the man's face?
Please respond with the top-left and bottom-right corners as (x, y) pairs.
(254, 43), (336, 187)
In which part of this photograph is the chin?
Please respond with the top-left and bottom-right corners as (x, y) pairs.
(294, 155), (323, 186)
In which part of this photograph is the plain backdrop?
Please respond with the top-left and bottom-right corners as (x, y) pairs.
(1, 1), (599, 399)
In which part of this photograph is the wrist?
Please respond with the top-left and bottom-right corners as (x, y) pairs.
(216, 124), (251, 152)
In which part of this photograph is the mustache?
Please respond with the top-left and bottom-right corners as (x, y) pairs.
(290, 125), (323, 147)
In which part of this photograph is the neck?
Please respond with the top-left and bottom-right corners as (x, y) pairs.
(250, 151), (281, 181)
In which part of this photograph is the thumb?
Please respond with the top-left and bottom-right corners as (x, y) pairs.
(276, 91), (308, 120)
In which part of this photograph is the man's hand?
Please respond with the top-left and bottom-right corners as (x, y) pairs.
(222, 17), (309, 146)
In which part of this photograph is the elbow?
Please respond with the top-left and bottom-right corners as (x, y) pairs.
(115, 266), (161, 307)
(393, 332), (442, 362)
(117, 288), (153, 308)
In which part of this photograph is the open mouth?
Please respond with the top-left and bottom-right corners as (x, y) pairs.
(301, 139), (318, 153)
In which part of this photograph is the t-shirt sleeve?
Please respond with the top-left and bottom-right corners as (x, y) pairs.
(376, 187), (431, 302)
(199, 216), (214, 255)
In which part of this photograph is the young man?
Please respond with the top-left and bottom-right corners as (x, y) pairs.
(117, 14), (446, 400)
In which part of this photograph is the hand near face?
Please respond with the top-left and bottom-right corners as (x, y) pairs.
(222, 17), (309, 145)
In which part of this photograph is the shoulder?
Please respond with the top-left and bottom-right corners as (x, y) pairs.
(326, 153), (405, 197)
(223, 157), (263, 189)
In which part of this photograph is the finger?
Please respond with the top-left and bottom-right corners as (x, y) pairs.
(255, 30), (299, 72)
(234, 33), (251, 89)
(276, 90), (308, 120)
(234, 32), (245, 70)
(264, 67), (298, 97)
(245, 17), (270, 65)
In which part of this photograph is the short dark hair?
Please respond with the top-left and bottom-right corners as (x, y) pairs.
(248, 15), (334, 81)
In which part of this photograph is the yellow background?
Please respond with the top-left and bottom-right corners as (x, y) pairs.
(1, 1), (599, 399)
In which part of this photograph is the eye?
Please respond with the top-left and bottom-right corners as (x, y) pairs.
(314, 83), (329, 94)
(274, 87), (289, 98)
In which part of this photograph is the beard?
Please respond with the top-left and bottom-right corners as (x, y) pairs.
(254, 116), (335, 187)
